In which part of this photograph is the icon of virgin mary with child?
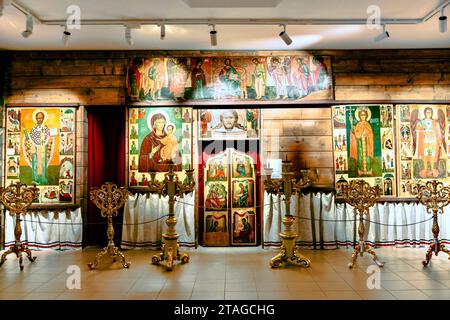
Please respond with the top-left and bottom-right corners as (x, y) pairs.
(139, 113), (182, 172)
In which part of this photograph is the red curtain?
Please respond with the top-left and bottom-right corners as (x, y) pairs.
(86, 106), (126, 246)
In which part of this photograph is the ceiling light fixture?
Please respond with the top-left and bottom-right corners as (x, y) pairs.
(439, 7), (447, 33)
(210, 24), (217, 46)
(160, 24), (165, 40)
(374, 24), (390, 42)
(279, 24), (292, 45)
(21, 14), (33, 38)
(0, 0), (11, 16)
(62, 26), (71, 46)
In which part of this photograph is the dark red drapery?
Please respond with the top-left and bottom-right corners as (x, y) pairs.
(86, 106), (126, 247)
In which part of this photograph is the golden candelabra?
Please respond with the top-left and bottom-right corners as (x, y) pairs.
(88, 182), (130, 269)
(0, 182), (38, 271)
(413, 180), (450, 267)
(342, 180), (384, 269)
(264, 160), (316, 268)
(150, 161), (195, 271)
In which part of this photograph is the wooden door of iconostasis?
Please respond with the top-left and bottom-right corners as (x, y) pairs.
(198, 109), (260, 246)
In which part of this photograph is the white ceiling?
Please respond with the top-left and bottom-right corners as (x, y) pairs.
(0, 0), (449, 50)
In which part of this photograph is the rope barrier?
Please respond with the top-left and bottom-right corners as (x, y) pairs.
(17, 215), (169, 226)
(290, 214), (435, 227)
(4, 195), (440, 228)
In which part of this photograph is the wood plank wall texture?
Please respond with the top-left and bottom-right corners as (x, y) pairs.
(3, 49), (450, 189)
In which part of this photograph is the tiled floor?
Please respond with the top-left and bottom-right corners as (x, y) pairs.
(0, 246), (449, 300)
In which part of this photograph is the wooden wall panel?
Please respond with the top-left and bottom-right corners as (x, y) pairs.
(262, 108), (334, 188)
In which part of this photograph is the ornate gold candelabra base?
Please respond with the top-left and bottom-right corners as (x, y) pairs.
(413, 181), (450, 268)
(423, 241), (450, 267)
(88, 242), (130, 270)
(270, 215), (310, 268)
(87, 183), (130, 270)
(0, 183), (38, 271)
(0, 237), (36, 271)
(152, 216), (189, 271)
(348, 240), (384, 269)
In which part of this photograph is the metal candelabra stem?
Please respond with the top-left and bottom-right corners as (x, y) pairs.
(264, 160), (316, 268)
(413, 180), (450, 267)
(0, 182), (38, 271)
(151, 161), (195, 271)
(342, 180), (384, 269)
(87, 182), (130, 269)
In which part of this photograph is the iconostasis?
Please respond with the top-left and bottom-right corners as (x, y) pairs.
(199, 109), (260, 246)
(127, 107), (193, 187)
(332, 104), (449, 199)
(4, 106), (76, 205)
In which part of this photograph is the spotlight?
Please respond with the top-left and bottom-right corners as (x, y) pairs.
(21, 14), (33, 38)
(62, 28), (71, 46)
(279, 24), (292, 46)
(125, 26), (133, 45)
(439, 8), (447, 33)
(374, 25), (390, 42)
(160, 24), (165, 40)
(0, 0), (11, 17)
(210, 24), (217, 46)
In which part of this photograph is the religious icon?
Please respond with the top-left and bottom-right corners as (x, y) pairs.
(381, 129), (393, 150)
(400, 105), (411, 122)
(199, 109), (259, 140)
(205, 213), (227, 233)
(232, 179), (254, 208)
(6, 156), (19, 178)
(232, 210), (256, 245)
(333, 105), (395, 197)
(41, 186), (60, 203)
(216, 58), (242, 99)
(7, 109), (21, 132)
(411, 106), (447, 178)
(59, 157), (74, 179)
(146, 58), (166, 101)
(190, 58), (207, 100)
(400, 125), (411, 142)
(60, 109), (75, 132)
(127, 55), (332, 103)
(60, 132), (74, 155)
(205, 182), (227, 211)
(383, 175), (394, 196)
(129, 107), (192, 187)
(268, 57), (290, 99)
(232, 153), (253, 178)
(59, 180), (73, 202)
(182, 108), (192, 123)
(332, 107), (346, 128)
(130, 125), (138, 139)
(7, 134), (20, 156)
(5, 107), (76, 205)
(251, 57), (267, 100)
(348, 106), (380, 177)
(129, 171), (138, 186)
(22, 109), (57, 186)
(206, 153), (227, 181)
(167, 57), (189, 101)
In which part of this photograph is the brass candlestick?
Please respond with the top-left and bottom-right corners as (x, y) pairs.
(413, 180), (450, 267)
(88, 182), (130, 269)
(342, 180), (384, 269)
(264, 161), (316, 268)
(0, 182), (38, 271)
(150, 161), (195, 271)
